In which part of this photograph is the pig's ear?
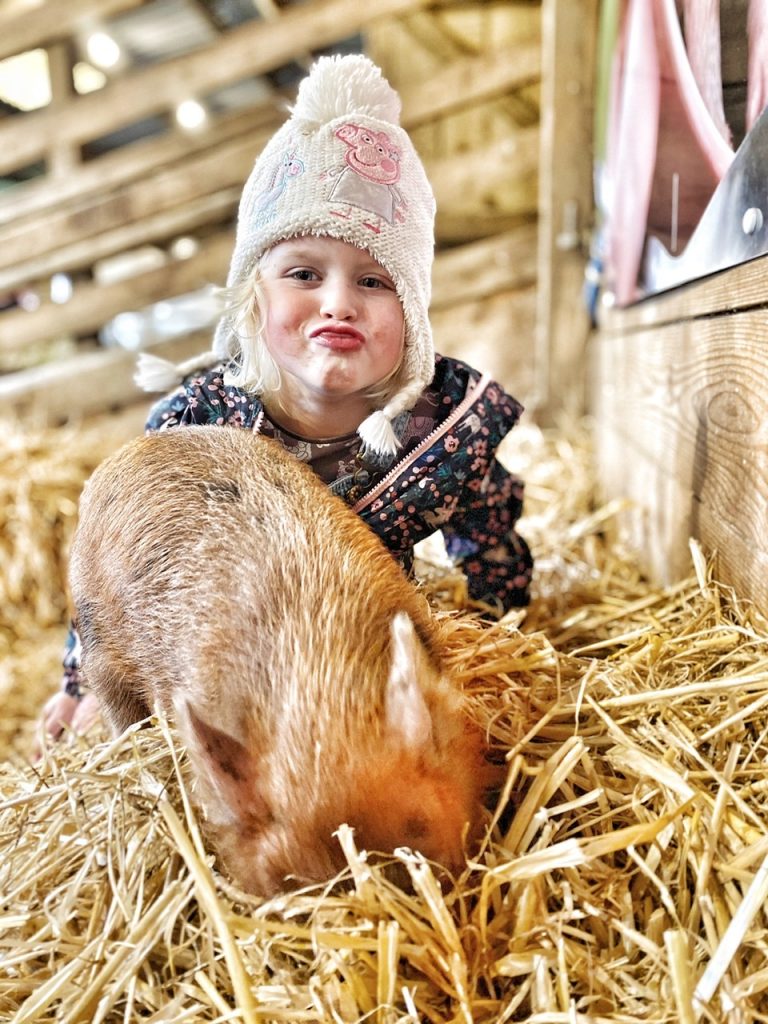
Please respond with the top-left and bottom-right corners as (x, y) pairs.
(385, 611), (433, 750)
(177, 701), (268, 824)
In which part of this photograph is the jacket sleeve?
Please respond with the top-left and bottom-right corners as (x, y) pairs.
(441, 455), (533, 614)
(144, 372), (220, 431)
(144, 365), (256, 432)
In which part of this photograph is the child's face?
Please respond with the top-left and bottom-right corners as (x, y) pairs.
(258, 236), (405, 405)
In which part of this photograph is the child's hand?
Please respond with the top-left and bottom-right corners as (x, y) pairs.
(33, 691), (102, 761)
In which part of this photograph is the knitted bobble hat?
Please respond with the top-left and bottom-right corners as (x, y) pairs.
(137, 54), (436, 457)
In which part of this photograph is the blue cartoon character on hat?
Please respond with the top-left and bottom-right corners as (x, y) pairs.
(252, 151), (305, 226)
(327, 123), (407, 233)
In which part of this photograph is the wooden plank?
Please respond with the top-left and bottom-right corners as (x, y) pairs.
(593, 430), (699, 585)
(0, 331), (211, 427)
(431, 285), (537, 403)
(0, 105), (282, 227)
(699, 506), (768, 614)
(401, 9), (476, 63)
(431, 226), (538, 309)
(535, 0), (599, 421)
(0, 0), (148, 62)
(0, 0), (427, 177)
(0, 190), (239, 293)
(0, 133), (260, 272)
(0, 232), (233, 354)
(434, 211), (536, 246)
(589, 310), (768, 613)
(398, 43), (541, 128)
(599, 253), (768, 334)
(428, 129), (540, 219)
(595, 422), (768, 612)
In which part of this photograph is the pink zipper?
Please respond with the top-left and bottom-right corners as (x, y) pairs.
(352, 373), (492, 514)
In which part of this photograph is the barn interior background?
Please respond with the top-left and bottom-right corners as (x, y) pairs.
(3, 1), (768, 1021)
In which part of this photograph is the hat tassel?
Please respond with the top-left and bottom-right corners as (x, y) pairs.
(357, 409), (400, 457)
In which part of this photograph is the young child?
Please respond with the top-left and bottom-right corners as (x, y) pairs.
(40, 54), (533, 744)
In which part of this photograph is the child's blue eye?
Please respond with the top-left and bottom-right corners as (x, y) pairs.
(290, 269), (316, 281)
(360, 276), (385, 288)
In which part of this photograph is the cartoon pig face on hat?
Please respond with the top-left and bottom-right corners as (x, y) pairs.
(335, 123), (402, 184)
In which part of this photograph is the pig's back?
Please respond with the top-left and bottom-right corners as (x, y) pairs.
(70, 425), (439, 731)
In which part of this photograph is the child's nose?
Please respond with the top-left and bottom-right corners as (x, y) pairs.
(319, 277), (358, 319)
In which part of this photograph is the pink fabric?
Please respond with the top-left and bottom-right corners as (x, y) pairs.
(682, 0), (731, 145)
(605, 0), (660, 305)
(604, 0), (735, 305)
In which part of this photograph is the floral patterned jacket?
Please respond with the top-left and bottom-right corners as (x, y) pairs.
(62, 353), (532, 696)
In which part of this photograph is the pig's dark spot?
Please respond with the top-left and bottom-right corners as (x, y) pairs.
(404, 816), (429, 840)
(197, 479), (241, 503)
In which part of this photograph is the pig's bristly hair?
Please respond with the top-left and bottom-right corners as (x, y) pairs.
(290, 54), (402, 126)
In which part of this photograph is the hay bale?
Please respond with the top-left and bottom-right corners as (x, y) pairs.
(0, 407), (144, 759)
(2, 416), (768, 1020)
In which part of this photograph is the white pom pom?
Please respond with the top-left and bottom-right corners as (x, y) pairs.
(134, 353), (184, 392)
(357, 409), (400, 457)
(292, 54), (401, 126)
(134, 351), (216, 392)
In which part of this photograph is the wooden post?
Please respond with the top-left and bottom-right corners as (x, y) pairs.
(535, 0), (599, 422)
(46, 40), (79, 179)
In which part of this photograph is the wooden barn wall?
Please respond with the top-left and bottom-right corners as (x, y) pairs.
(591, 257), (768, 614)
(0, 0), (543, 425)
(581, 1), (768, 616)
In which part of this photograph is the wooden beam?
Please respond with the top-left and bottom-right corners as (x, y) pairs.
(0, 133), (262, 272)
(0, 0), (149, 61)
(599, 253), (768, 333)
(399, 43), (541, 128)
(435, 211), (536, 246)
(431, 226), (538, 309)
(0, 0), (427, 177)
(188, 0), (225, 33)
(46, 41), (79, 178)
(0, 232), (234, 354)
(535, 0), (598, 422)
(428, 129), (540, 198)
(402, 9), (477, 62)
(428, 131), (539, 230)
(431, 286), (537, 402)
(0, 105), (282, 228)
(0, 190), (240, 294)
(0, 331), (212, 427)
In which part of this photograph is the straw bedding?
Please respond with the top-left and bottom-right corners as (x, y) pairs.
(2, 412), (768, 1022)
